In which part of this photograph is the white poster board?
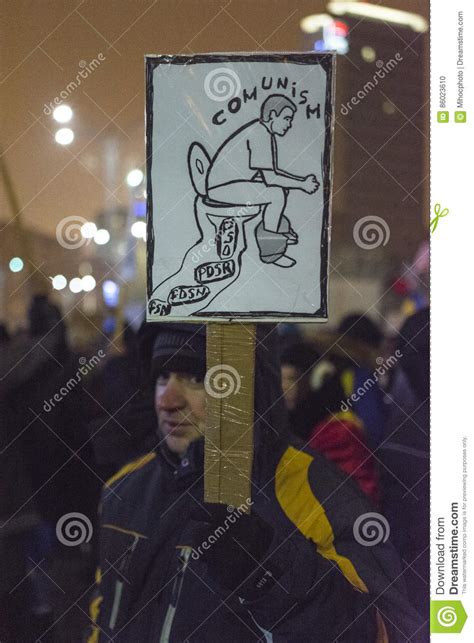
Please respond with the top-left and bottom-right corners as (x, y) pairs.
(146, 53), (335, 322)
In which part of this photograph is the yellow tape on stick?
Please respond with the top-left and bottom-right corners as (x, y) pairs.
(204, 323), (256, 509)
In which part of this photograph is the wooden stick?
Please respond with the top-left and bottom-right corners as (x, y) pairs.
(204, 322), (256, 509)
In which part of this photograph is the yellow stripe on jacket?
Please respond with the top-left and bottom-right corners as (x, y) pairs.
(275, 446), (368, 593)
(105, 451), (157, 489)
(86, 593), (103, 643)
(87, 452), (156, 642)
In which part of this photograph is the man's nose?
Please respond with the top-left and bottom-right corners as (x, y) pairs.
(157, 375), (186, 410)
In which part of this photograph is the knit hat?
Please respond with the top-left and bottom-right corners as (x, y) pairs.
(151, 323), (206, 381)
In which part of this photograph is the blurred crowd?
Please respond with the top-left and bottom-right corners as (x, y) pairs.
(0, 295), (429, 641)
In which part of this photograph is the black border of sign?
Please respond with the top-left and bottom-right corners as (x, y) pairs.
(145, 52), (336, 321)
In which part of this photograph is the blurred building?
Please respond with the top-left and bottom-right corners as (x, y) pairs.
(301, 9), (428, 328)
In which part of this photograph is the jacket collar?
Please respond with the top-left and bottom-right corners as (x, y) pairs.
(158, 438), (204, 481)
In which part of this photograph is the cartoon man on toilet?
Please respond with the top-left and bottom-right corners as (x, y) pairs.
(206, 93), (319, 267)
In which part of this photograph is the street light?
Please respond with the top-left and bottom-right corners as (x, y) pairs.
(126, 169), (144, 187)
(69, 277), (83, 293)
(53, 105), (73, 123)
(9, 257), (24, 272)
(94, 229), (110, 245)
(81, 221), (97, 239)
(52, 274), (67, 290)
(81, 275), (96, 292)
(55, 128), (74, 145)
(131, 220), (146, 240)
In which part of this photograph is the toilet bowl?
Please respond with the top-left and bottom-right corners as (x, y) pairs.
(148, 142), (292, 317)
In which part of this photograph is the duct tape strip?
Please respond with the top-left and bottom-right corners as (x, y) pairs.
(204, 322), (256, 509)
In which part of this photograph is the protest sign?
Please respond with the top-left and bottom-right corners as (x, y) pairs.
(146, 52), (335, 322)
(146, 52), (335, 505)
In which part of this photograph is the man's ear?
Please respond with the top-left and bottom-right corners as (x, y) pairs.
(269, 109), (277, 120)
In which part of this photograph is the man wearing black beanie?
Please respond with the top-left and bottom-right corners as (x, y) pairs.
(87, 323), (423, 642)
(150, 324), (207, 458)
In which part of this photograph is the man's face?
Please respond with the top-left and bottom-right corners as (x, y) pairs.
(155, 371), (206, 457)
(269, 107), (294, 136)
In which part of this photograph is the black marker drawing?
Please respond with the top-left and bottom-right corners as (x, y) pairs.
(207, 94), (319, 267)
(149, 94), (319, 317)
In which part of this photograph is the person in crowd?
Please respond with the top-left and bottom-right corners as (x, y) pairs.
(87, 323), (423, 642)
(88, 323), (156, 480)
(1, 295), (102, 638)
(281, 341), (380, 506)
(1, 329), (40, 642)
(10, 296), (101, 528)
(379, 308), (429, 634)
(330, 314), (387, 450)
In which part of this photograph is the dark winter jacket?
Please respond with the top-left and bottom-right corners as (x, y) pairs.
(379, 309), (429, 633)
(87, 325), (423, 642)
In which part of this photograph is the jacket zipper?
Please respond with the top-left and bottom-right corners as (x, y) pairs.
(159, 546), (192, 643)
(109, 535), (140, 630)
